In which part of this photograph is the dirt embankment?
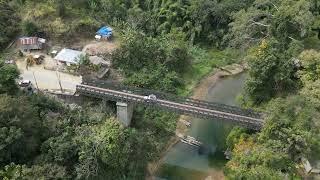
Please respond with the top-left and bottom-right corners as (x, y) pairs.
(146, 63), (246, 179)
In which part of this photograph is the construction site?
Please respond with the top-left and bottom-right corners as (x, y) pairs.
(10, 26), (118, 94)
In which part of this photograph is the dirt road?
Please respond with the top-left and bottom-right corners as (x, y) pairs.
(16, 60), (82, 92)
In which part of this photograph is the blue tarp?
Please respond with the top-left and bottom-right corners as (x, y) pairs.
(96, 26), (112, 37)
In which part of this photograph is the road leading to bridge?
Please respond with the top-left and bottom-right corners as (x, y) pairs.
(76, 83), (265, 130)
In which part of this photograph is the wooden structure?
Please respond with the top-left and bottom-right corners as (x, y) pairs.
(18, 37), (45, 51)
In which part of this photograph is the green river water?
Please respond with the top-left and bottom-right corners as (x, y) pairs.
(156, 73), (247, 180)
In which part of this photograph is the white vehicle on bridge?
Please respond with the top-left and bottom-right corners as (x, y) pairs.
(144, 94), (157, 102)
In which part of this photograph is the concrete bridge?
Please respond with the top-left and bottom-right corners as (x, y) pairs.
(76, 81), (265, 130)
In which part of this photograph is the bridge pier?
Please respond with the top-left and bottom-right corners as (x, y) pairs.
(116, 102), (133, 127)
(77, 84), (264, 130)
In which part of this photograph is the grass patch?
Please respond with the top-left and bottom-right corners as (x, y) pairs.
(177, 47), (242, 96)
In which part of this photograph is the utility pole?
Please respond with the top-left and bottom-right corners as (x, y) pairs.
(56, 71), (63, 93)
(32, 71), (39, 90)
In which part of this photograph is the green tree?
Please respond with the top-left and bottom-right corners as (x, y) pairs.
(300, 79), (320, 108)
(226, 137), (291, 179)
(298, 49), (320, 82)
(259, 96), (320, 158)
(0, 0), (20, 49)
(21, 20), (39, 36)
(271, 0), (314, 42)
(226, 127), (248, 150)
(227, 95), (320, 178)
(0, 95), (43, 165)
(40, 132), (78, 166)
(0, 163), (68, 180)
(124, 64), (182, 93)
(0, 62), (19, 95)
(244, 39), (300, 104)
(226, 0), (315, 48)
(75, 119), (152, 179)
(112, 29), (190, 92)
(226, 6), (270, 49)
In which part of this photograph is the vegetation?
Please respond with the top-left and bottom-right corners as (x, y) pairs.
(225, 0), (320, 179)
(0, 62), (19, 95)
(0, 0), (20, 49)
(0, 89), (178, 179)
(226, 96), (320, 179)
(1, 0), (320, 179)
(112, 29), (191, 93)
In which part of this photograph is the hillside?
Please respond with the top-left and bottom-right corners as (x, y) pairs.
(1, 0), (320, 179)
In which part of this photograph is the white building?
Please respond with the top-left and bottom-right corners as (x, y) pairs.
(54, 48), (85, 66)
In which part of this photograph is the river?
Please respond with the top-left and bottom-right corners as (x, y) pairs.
(155, 73), (247, 180)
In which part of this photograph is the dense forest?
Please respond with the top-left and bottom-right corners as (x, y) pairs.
(1, 0), (320, 179)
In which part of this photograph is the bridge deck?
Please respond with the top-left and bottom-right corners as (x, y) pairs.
(76, 84), (264, 130)
(82, 81), (263, 118)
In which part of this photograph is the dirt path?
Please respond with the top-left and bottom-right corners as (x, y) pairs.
(16, 59), (82, 92)
(146, 63), (245, 180)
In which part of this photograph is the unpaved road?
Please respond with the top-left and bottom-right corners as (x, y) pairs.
(16, 60), (82, 92)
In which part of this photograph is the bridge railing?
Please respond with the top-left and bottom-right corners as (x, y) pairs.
(76, 84), (264, 130)
(82, 79), (263, 118)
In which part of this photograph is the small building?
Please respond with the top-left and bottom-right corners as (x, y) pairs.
(95, 26), (112, 40)
(54, 48), (85, 66)
(89, 56), (110, 66)
(18, 37), (46, 51)
(97, 67), (110, 79)
(50, 50), (58, 58)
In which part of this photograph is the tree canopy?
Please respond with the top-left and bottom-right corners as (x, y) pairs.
(0, 0), (19, 48)
(112, 28), (191, 93)
(1, 0), (320, 179)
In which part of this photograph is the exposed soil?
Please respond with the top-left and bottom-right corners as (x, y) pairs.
(16, 58), (82, 92)
(83, 41), (118, 56)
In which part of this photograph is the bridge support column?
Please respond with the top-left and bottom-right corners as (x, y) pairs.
(116, 102), (133, 127)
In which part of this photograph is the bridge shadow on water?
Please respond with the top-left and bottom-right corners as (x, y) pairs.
(157, 73), (248, 179)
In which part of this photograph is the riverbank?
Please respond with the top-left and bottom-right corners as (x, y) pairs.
(146, 63), (246, 179)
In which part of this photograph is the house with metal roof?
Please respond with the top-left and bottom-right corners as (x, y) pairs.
(54, 48), (85, 66)
(18, 37), (46, 51)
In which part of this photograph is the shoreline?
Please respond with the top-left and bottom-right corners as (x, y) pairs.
(146, 63), (246, 180)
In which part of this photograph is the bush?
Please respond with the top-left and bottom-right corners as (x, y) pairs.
(21, 21), (39, 36)
(0, 2), (19, 48)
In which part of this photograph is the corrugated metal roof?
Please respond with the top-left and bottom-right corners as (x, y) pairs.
(54, 48), (85, 64)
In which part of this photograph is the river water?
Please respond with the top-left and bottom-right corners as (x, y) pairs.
(156, 73), (247, 180)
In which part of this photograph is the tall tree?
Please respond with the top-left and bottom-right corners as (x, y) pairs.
(0, 62), (19, 95)
(112, 29), (190, 92)
(0, 95), (43, 166)
(0, 0), (20, 49)
(226, 0), (315, 49)
(226, 95), (320, 178)
(244, 39), (300, 104)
